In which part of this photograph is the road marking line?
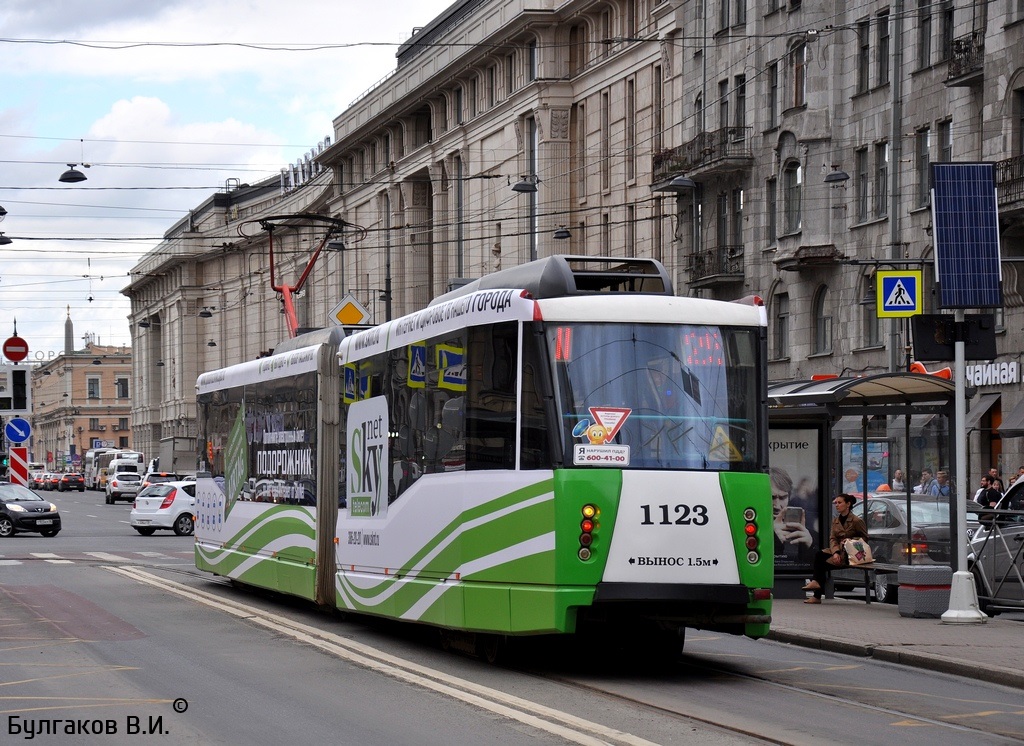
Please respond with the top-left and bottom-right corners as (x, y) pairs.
(30, 553), (61, 558)
(0, 560), (22, 566)
(84, 552), (128, 561)
(45, 560), (74, 564)
(106, 566), (657, 746)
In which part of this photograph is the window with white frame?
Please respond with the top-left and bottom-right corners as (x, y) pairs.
(87, 377), (100, 399)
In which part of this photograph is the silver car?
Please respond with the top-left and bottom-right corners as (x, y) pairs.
(105, 473), (142, 504)
(969, 481), (1024, 615)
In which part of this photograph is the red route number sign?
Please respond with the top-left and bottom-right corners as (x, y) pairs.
(2, 336), (28, 363)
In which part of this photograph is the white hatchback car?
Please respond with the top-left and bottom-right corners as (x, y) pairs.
(130, 480), (196, 536)
(106, 472), (143, 504)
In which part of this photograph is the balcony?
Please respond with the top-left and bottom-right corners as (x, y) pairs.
(774, 243), (847, 272)
(687, 246), (744, 287)
(652, 126), (754, 184)
(945, 31), (984, 86)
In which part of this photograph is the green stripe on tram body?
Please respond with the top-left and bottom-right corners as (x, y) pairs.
(195, 505), (318, 600)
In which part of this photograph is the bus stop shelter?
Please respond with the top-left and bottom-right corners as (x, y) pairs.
(766, 372), (961, 598)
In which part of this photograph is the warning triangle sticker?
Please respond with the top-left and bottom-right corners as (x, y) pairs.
(884, 279), (915, 307)
(708, 425), (743, 462)
(589, 407), (631, 441)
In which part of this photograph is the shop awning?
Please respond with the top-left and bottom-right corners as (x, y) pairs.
(999, 397), (1024, 438)
(964, 392), (1000, 432)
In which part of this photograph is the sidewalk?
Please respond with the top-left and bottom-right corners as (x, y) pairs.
(768, 597), (1024, 690)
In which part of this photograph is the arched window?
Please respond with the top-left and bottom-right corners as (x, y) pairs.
(783, 160), (802, 233)
(812, 285), (832, 354)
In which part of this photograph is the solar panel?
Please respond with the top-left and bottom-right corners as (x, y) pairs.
(930, 162), (1003, 309)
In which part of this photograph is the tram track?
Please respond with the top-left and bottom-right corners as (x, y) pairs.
(101, 564), (1022, 745)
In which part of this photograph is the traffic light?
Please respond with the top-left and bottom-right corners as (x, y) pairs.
(12, 369), (26, 410)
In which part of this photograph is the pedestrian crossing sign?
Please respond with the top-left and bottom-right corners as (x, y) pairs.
(877, 270), (923, 318)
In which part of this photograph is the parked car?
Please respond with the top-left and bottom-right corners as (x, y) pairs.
(105, 473), (143, 504)
(0, 483), (61, 537)
(969, 480), (1024, 615)
(140, 471), (180, 489)
(57, 473), (85, 492)
(130, 481), (196, 536)
(834, 493), (981, 603)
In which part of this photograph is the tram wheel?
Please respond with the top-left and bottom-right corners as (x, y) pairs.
(476, 633), (505, 665)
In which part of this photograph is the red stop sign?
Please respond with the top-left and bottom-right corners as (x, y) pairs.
(3, 336), (28, 362)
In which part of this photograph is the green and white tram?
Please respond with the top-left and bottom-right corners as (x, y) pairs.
(195, 256), (773, 650)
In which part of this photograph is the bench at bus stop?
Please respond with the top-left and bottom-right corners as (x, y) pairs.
(828, 562), (955, 618)
(827, 561), (900, 604)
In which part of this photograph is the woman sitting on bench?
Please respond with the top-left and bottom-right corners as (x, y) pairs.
(803, 493), (869, 604)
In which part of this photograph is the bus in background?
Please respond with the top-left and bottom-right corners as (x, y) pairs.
(195, 256), (773, 657)
(84, 448), (117, 489)
(87, 449), (144, 490)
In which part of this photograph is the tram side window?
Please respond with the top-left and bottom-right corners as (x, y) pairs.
(466, 323), (517, 470)
(520, 329), (551, 469)
(385, 331), (468, 503)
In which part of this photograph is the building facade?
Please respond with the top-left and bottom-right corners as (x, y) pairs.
(31, 331), (133, 471)
(124, 160), (334, 460)
(124, 0), (1024, 479)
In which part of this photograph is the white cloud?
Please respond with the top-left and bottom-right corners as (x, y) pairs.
(0, 0), (453, 358)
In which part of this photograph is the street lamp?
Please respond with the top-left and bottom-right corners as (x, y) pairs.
(59, 164), (88, 183)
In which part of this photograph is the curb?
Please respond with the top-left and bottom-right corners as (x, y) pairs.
(768, 630), (1024, 690)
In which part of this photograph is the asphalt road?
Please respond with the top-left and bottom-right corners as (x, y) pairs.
(1, 489), (1022, 745)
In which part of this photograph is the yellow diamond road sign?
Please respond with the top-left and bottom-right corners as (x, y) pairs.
(331, 295), (370, 326)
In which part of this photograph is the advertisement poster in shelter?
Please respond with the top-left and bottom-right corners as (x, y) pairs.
(768, 427), (820, 571)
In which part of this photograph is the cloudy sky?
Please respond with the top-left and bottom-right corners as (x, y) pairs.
(0, 0), (453, 360)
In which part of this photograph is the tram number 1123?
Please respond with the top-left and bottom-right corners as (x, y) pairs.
(640, 503), (710, 526)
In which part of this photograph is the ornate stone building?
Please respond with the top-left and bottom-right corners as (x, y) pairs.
(126, 0), (1024, 477)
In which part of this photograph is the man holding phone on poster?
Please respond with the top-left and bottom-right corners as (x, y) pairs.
(770, 467), (814, 563)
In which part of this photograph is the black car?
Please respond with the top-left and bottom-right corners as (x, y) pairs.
(57, 472), (85, 492)
(0, 483), (61, 537)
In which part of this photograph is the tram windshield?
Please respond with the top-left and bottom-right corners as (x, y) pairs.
(548, 322), (761, 471)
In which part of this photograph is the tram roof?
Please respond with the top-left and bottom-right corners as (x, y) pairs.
(767, 373), (957, 409)
(431, 255), (673, 304)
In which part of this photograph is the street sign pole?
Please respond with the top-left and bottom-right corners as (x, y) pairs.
(942, 309), (987, 623)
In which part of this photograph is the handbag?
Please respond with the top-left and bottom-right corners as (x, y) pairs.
(843, 538), (873, 566)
